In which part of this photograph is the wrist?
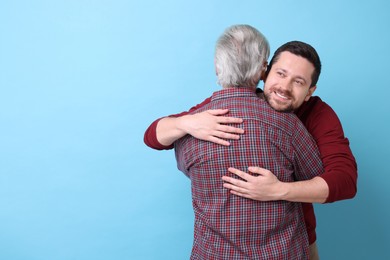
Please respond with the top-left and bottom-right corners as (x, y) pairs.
(176, 115), (191, 135)
(156, 116), (188, 146)
(276, 181), (290, 201)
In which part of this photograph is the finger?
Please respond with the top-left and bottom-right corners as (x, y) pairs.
(227, 167), (253, 181)
(221, 176), (248, 187)
(217, 124), (244, 134)
(248, 166), (269, 176)
(229, 189), (251, 199)
(207, 109), (230, 116)
(222, 182), (248, 194)
(216, 116), (244, 124)
(208, 136), (230, 146)
(213, 130), (241, 140)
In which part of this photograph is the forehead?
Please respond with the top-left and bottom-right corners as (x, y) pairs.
(273, 51), (314, 80)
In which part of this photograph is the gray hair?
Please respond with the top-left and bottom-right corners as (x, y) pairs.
(215, 25), (270, 88)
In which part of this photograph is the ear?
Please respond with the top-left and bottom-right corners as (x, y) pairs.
(259, 61), (268, 81)
(304, 86), (317, 101)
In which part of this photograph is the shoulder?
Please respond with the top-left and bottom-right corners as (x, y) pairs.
(187, 96), (212, 114)
(298, 96), (346, 145)
(297, 96), (341, 125)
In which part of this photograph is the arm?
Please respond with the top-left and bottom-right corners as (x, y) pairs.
(301, 100), (357, 203)
(156, 111), (244, 147)
(222, 98), (357, 204)
(144, 98), (212, 150)
(223, 167), (328, 203)
(144, 96), (244, 149)
(223, 116), (327, 203)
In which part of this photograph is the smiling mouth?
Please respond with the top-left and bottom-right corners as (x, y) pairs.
(275, 91), (290, 100)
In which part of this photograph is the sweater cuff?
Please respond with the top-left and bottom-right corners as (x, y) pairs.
(320, 171), (341, 203)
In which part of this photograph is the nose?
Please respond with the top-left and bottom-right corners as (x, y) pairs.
(279, 78), (292, 92)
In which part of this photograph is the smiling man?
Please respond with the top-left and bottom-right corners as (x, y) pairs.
(264, 51), (317, 112)
(144, 40), (357, 259)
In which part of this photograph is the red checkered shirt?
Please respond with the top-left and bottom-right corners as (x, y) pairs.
(174, 88), (323, 260)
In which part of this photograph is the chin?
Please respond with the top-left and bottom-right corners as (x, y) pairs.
(275, 107), (293, 113)
(273, 103), (294, 113)
(269, 101), (293, 113)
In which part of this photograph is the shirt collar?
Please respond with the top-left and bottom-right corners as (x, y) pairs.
(211, 87), (257, 102)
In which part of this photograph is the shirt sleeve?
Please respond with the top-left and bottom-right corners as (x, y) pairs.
(291, 120), (324, 181)
(304, 102), (358, 203)
(143, 97), (212, 150)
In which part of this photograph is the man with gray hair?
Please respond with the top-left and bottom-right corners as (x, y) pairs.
(152, 25), (323, 259)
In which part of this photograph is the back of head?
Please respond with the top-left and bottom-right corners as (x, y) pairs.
(215, 25), (270, 88)
(267, 41), (322, 87)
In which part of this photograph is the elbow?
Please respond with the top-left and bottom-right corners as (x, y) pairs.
(338, 185), (357, 201)
(344, 169), (358, 200)
(346, 179), (358, 200)
(324, 171), (358, 203)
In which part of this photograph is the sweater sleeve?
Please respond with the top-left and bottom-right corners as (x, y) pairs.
(143, 117), (173, 150)
(291, 119), (324, 181)
(143, 97), (212, 150)
(301, 99), (358, 203)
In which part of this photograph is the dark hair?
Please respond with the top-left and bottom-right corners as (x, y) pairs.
(267, 41), (321, 87)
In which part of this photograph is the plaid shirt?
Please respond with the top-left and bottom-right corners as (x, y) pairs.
(175, 88), (323, 260)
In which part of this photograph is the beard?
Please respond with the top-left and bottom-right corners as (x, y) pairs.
(263, 90), (294, 113)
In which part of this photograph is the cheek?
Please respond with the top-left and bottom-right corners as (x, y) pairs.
(292, 89), (308, 102)
(263, 83), (270, 92)
(264, 79), (277, 90)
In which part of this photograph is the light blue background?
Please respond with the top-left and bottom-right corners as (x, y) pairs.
(1, 0), (389, 259)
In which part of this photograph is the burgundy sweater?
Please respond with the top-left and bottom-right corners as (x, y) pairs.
(143, 95), (358, 244)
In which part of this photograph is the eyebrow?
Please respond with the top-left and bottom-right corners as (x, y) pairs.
(295, 76), (307, 83)
(275, 67), (308, 83)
